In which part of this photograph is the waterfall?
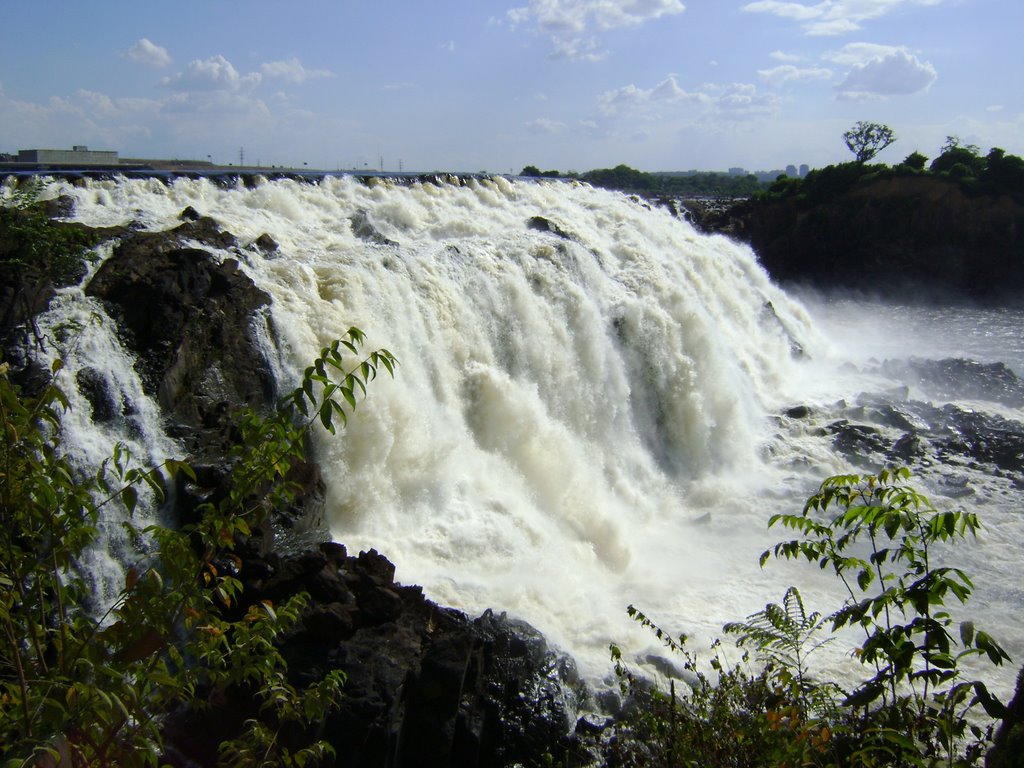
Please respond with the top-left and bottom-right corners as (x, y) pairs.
(35, 173), (1021, 696)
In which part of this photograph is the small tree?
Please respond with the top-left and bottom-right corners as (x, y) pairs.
(901, 151), (928, 171)
(764, 467), (1010, 764)
(843, 121), (897, 164)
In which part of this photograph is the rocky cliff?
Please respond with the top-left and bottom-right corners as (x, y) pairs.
(712, 174), (1024, 303)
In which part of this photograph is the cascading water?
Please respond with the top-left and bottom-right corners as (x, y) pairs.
(23, 173), (1024, 701)
(28, 240), (181, 612)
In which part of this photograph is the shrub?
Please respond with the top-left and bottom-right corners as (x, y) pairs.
(610, 468), (1010, 767)
(0, 329), (396, 766)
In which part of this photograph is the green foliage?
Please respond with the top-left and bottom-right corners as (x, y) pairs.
(610, 468), (1010, 767)
(902, 151), (929, 171)
(931, 146), (985, 178)
(724, 586), (836, 714)
(580, 164), (765, 198)
(0, 328), (397, 766)
(0, 181), (97, 287)
(520, 165), (562, 178)
(843, 121), (897, 164)
(607, 609), (836, 768)
(764, 467), (1009, 764)
(980, 148), (1024, 199)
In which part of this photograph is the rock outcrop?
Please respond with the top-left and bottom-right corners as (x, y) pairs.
(723, 175), (1024, 303)
(85, 215), (274, 461)
(162, 544), (590, 767)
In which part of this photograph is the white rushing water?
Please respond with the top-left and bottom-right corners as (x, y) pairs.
(23, 174), (1024, 701)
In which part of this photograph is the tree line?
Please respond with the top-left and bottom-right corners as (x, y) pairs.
(520, 122), (1024, 203)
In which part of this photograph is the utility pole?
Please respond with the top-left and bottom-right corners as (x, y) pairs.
(239, 147), (244, 167)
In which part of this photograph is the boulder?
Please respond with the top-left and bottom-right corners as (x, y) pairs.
(85, 220), (273, 461)
(165, 544), (589, 768)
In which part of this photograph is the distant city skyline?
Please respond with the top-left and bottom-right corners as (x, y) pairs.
(1, 1), (1020, 174)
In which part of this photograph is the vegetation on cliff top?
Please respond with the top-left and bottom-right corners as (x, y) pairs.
(761, 133), (1024, 207)
(520, 163), (767, 198)
(521, 123), (1024, 206)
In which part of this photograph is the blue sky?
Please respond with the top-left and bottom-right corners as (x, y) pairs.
(1, 0), (1020, 173)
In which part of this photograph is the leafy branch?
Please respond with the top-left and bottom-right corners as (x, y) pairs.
(0, 327), (397, 766)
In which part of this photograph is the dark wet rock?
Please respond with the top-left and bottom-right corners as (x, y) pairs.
(527, 215), (575, 241)
(43, 195), (76, 219)
(254, 232), (279, 253)
(179, 205), (202, 221)
(936, 405), (1024, 473)
(85, 225), (272, 460)
(351, 210), (398, 247)
(722, 175), (1024, 304)
(165, 545), (589, 768)
(879, 358), (1024, 409)
(816, 384), (1024, 480)
(988, 668), (1024, 768)
(890, 432), (926, 462)
(785, 405), (812, 419)
(75, 366), (120, 423)
(762, 300), (805, 358)
(829, 420), (889, 464)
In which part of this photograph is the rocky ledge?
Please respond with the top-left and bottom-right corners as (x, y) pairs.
(699, 175), (1024, 304)
(163, 542), (589, 767)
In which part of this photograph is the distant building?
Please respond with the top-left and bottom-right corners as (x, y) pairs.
(17, 145), (119, 166)
(799, 164), (810, 177)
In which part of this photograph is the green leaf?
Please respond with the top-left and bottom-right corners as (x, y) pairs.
(120, 485), (138, 513)
(973, 681), (1009, 719)
(341, 386), (357, 409)
(319, 405), (335, 433)
(843, 681), (884, 708)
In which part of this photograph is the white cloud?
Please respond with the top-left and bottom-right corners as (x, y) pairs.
(835, 49), (937, 99)
(597, 76), (779, 121)
(550, 35), (607, 61)
(598, 76), (709, 115)
(824, 42), (910, 66)
(770, 50), (804, 62)
(742, 1), (822, 21)
(438, 40), (456, 53)
(526, 117), (568, 133)
(758, 64), (833, 86)
(260, 58), (334, 84)
(127, 38), (171, 68)
(509, 0), (685, 32)
(742, 0), (954, 36)
(0, 86), (162, 150)
(161, 55), (262, 92)
(708, 82), (783, 117)
(508, 0), (685, 61)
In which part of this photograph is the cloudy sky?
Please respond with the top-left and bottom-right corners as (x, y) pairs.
(1, 0), (1020, 173)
